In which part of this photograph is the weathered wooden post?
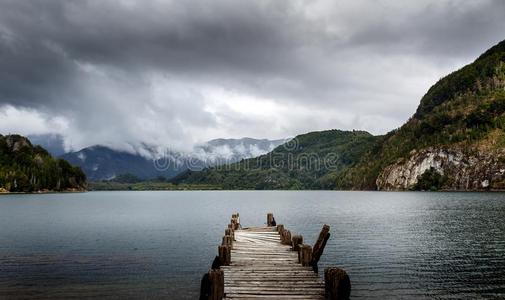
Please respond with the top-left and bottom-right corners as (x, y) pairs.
(267, 213), (274, 226)
(225, 228), (234, 241)
(222, 235), (232, 247)
(281, 229), (292, 245)
(231, 213), (239, 226)
(292, 235), (303, 251)
(230, 218), (237, 230)
(324, 267), (351, 300)
(299, 244), (312, 266)
(311, 224), (330, 266)
(218, 245), (231, 266)
(208, 269), (224, 300)
(276, 224), (284, 234)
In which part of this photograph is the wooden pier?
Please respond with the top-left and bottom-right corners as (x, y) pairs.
(200, 213), (350, 300)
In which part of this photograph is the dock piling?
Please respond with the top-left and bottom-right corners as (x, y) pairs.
(324, 267), (351, 300)
(292, 234), (303, 251)
(267, 213), (274, 226)
(222, 235), (232, 247)
(281, 229), (292, 245)
(218, 245), (231, 266)
(208, 269), (224, 300)
(299, 244), (313, 266)
(201, 212), (350, 299)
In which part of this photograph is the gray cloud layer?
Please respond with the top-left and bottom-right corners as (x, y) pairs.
(0, 0), (504, 152)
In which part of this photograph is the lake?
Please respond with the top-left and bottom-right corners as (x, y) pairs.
(0, 191), (504, 299)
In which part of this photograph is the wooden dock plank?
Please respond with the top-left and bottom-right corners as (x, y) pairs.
(223, 226), (325, 300)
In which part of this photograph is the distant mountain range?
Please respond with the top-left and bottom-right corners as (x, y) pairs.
(177, 39), (505, 191)
(27, 136), (285, 181)
(25, 39), (505, 191)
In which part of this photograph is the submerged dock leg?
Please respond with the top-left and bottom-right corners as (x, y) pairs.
(208, 269), (224, 300)
(324, 267), (351, 300)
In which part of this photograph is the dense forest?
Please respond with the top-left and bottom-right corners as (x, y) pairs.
(0, 134), (86, 192)
(173, 130), (378, 189)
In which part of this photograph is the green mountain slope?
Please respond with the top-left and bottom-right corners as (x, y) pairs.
(174, 130), (378, 189)
(0, 134), (87, 192)
(176, 39), (505, 191)
(337, 39), (505, 190)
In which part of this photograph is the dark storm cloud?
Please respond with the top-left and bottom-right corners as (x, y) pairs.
(0, 0), (504, 152)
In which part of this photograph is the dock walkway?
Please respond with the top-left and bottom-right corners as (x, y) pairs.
(200, 213), (350, 300)
(222, 226), (325, 299)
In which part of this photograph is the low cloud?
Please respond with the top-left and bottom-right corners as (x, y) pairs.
(0, 0), (504, 153)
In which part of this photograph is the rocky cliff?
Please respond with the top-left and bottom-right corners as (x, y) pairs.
(376, 146), (505, 191)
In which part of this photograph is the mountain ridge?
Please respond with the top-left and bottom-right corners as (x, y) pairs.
(173, 129), (378, 189)
(337, 39), (505, 190)
(59, 138), (285, 181)
(0, 134), (86, 192)
(176, 39), (505, 191)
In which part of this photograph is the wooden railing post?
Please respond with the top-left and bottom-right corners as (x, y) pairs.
(267, 213), (274, 226)
(299, 244), (312, 266)
(292, 235), (303, 251)
(312, 225), (330, 266)
(324, 267), (350, 300)
(208, 269), (224, 300)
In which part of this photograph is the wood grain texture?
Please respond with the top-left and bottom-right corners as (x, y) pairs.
(222, 226), (324, 300)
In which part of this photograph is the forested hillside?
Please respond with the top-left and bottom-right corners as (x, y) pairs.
(174, 130), (378, 189)
(337, 39), (505, 190)
(0, 134), (86, 192)
(175, 39), (505, 191)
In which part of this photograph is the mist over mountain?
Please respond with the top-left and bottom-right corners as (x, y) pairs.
(60, 138), (284, 181)
(194, 138), (285, 166)
(28, 134), (66, 156)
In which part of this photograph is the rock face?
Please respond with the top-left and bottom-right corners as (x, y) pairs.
(376, 147), (505, 191)
(5, 135), (31, 152)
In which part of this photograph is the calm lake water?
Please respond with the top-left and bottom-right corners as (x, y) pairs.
(1, 191), (505, 299)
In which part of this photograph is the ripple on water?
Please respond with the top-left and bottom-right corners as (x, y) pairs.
(0, 191), (505, 299)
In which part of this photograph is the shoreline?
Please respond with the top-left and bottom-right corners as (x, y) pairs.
(0, 189), (87, 195)
(3, 189), (502, 194)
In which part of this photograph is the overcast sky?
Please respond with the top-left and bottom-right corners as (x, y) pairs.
(0, 0), (504, 153)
